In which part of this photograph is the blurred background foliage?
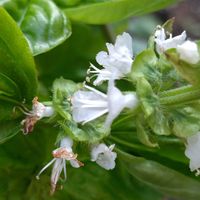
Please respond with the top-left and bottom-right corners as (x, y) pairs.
(0, 0), (200, 199)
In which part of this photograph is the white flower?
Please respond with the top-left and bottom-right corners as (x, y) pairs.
(185, 132), (200, 175)
(71, 80), (138, 128)
(177, 40), (200, 64)
(154, 27), (186, 54)
(21, 97), (54, 134)
(87, 32), (133, 85)
(31, 97), (54, 119)
(36, 137), (83, 194)
(91, 143), (117, 170)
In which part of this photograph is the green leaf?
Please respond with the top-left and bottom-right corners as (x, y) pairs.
(59, 119), (109, 143)
(118, 150), (200, 200)
(52, 78), (81, 119)
(53, 78), (80, 103)
(0, 73), (21, 98)
(172, 106), (200, 138)
(166, 48), (200, 85)
(0, 7), (37, 102)
(136, 77), (158, 117)
(64, 0), (178, 24)
(0, 121), (21, 144)
(136, 116), (158, 147)
(162, 17), (175, 33)
(130, 49), (161, 89)
(0, 0), (71, 55)
(148, 107), (171, 136)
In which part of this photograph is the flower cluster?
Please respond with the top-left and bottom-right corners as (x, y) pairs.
(24, 33), (138, 194)
(154, 26), (200, 64)
(21, 97), (54, 134)
(20, 26), (200, 193)
(72, 32), (138, 129)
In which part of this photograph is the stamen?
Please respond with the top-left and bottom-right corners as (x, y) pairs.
(82, 108), (109, 124)
(36, 158), (56, 180)
(86, 76), (90, 83)
(84, 85), (107, 98)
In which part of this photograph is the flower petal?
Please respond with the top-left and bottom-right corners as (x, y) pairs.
(115, 32), (133, 57)
(96, 149), (117, 170)
(177, 40), (200, 64)
(155, 30), (186, 54)
(105, 80), (138, 128)
(91, 143), (109, 161)
(71, 88), (108, 124)
(185, 132), (200, 172)
(51, 158), (65, 194)
(70, 160), (81, 168)
(60, 137), (73, 149)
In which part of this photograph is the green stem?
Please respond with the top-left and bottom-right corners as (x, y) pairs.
(159, 85), (194, 97)
(160, 85), (200, 105)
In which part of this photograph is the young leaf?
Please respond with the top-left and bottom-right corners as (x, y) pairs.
(136, 77), (158, 117)
(166, 48), (200, 85)
(171, 107), (200, 138)
(136, 116), (158, 147)
(0, 0), (71, 55)
(130, 49), (161, 89)
(148, 107), (171, 136)
(59, 119), (109, 143)
(162, 17), (175, 34)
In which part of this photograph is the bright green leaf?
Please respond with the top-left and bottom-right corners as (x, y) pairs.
(65, 0), (178, 24)
(0, 7), (37, 102)
(0, 0), (71, 55)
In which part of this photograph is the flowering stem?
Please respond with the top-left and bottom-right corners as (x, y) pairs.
(159, 85), (200, 105)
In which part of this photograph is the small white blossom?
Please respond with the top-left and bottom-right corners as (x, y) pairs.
(154, 27), (186, 54)
(21, 97), (54, 134)
(185, 132), (200, 175)
(31, 97), (54, 119)
(71, 80), (138, 128)
(36, 137), (83, 194)
(87, 32), (133, 85)
(177, 40), (200, 64)
(91, 143), (117, 170)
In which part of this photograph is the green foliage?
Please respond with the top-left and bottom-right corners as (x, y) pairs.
(0, 8), (37, 102)
(64, 0), (179, 24)
(0, 8), (37, 143)
(52, 78), (109, 143)
(0, 1), (199, 199)
(166, 48), (200, 85)
(0, 0), (71, 55)
(119, 150), (200, 200)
